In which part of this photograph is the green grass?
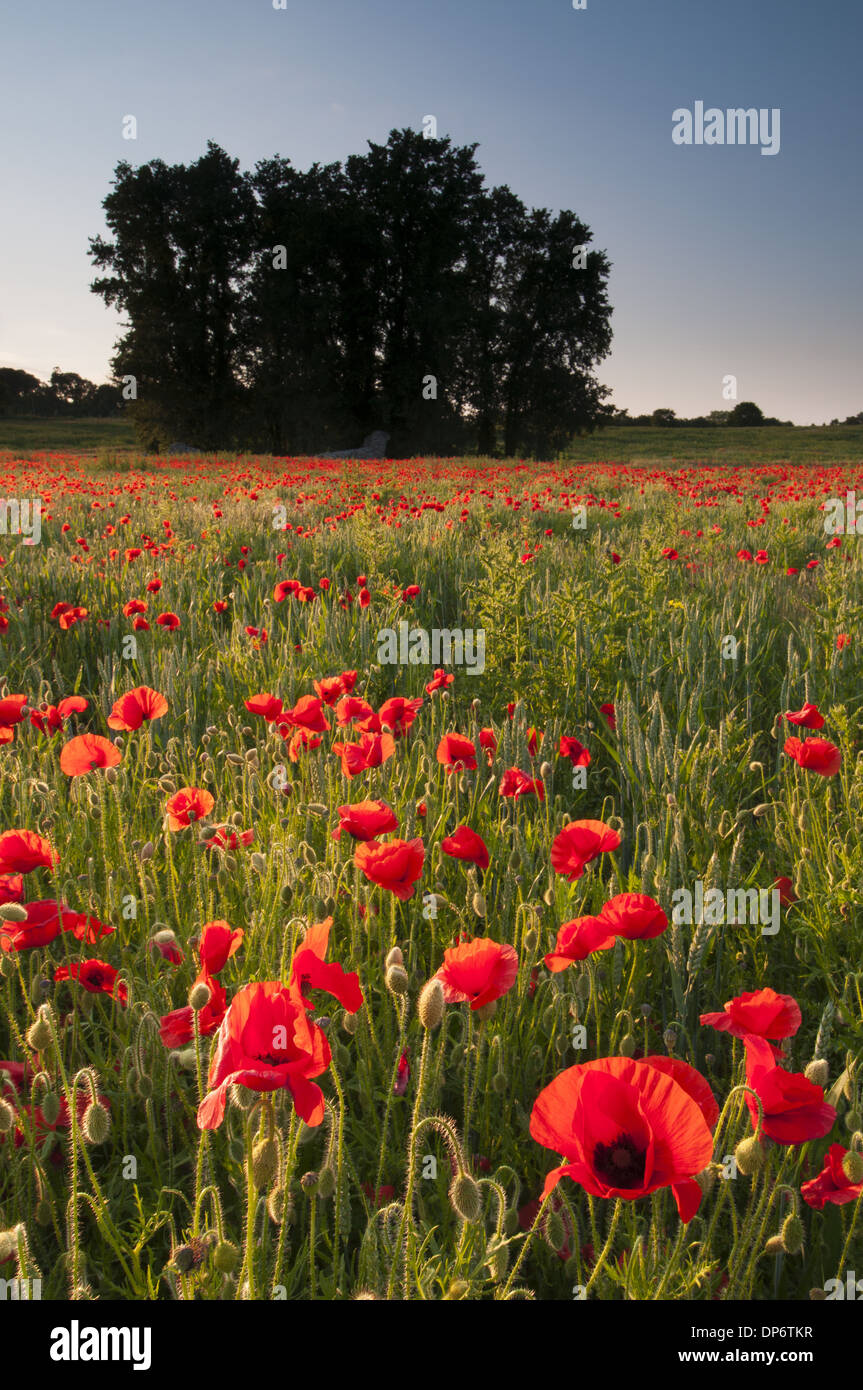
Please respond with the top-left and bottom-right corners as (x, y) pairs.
(564, 424), (863, 464)
(0, 416), (137, 455)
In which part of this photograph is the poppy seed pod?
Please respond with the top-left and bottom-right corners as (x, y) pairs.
(0, 1099), (15, 1134)
(418, 978), (445, 1030)
(82, 1101), (112, 1145)
(300, 1170), (319, 1196)
(40, 1092), (61, 1126)
(449, 1171), (482, 1222)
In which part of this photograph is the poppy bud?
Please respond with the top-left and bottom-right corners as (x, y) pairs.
(809, 1287), (828, 1300)
(780, 1215), (804, 1255)
(0, 1099), (15, 1134)
(542, 885), (554, 906)
(539, 761), (553, 780)
(35, 1197), (53, 1226)
(418, 979), (445, 1030)
(385, 964), (409, 995)
(26, 1008), (53, 1052)
(214, 1240), (240, 1274)
(175, 1047), (197, 1069)
(804, 1059), (829, 1087)
(752, 803), (772, 818)
(847, 1110), (863, 1132)
(267, 1185), (289, 1223)
(508, 849), (521, 872)
(486, 1239), (509, 1281)
(41, 1092), (61, 1126)
(250, 852), (267, 875)
(619, 1032), (636, 1057)
(188, 979), (212, 1012)
(696, 1165), (717, 1196)
(503, 1207), (519, 1237)
(735, 1136), (765, 1176)
(300, 1170), (319, 1196)
(105, 766), (119, 785)
(575, 973), (591, 1001)
(443, 1279), (471, 1299)
(317, 1167), (336, 1200)
(82, 1101), (111, 1145)
(523, 927), (539, 954)
(0, 901), (28, 921)
(385, 946), (404, 969)
(842, 1149), (863, 1183)
(342, 1009), (358, 1035)
(544, 1210), (566, 1251)
(136, 1073), (153, 1100)
(0, 1229), (16, 1262)
(173, 1239), (206, 1273)
(449, 1172), (482, 1222)
(475, 999), (497, 1022)
(252, 1138), (280, 1189)
(471, 892), (487, 918)
(763, 1234), (785, 1256)
(491, 1072), (506, 1094)
(280, 885), (293, 905)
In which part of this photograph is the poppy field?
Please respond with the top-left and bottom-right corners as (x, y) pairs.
(0, 450), (862, 1303)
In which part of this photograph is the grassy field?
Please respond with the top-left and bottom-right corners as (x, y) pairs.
(0, 451), (861, 1301)
(2, 416), (863, 466)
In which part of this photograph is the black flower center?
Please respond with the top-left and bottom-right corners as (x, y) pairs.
(592, 1131), (647, 1189)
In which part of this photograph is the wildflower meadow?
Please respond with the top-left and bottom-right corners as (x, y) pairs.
(0, 452), (861, 1307)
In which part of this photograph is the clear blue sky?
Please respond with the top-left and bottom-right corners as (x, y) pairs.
(1, 0), (861, 423)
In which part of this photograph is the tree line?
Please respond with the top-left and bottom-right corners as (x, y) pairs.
(0, 368), (123, 419)
(87, 132), (614, 457)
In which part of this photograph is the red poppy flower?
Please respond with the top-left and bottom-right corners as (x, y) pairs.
(434, 938), (518, 1010)
(378, 696), (423, 737)
(800, 1144), (863, 1210)
(559, 736), (591, 767)
(284, 727), (323, 761)
(197, 980), (331, 1130)
(526, 726), (543, 756)
(773, 876), (796, 906)
(149, 932), (184, 964)
(245, 693), (283, 722)
(700, 988), (802, 1058)
(107, 685), (169, 731)
(123, 598), (147, 617)
(0, 830), (59, 875)
(426, 669), (454, 693)
(280, 695), (330, 733)
(54, 959), (127, 1007)
(156, 612), (180, 629)
(165, 787), (215, 830)
(0, 695), (27, 724)
(600, 892), (668, 940)
(785, 703), (825, 730)
(353, 837), (425, 900)
(52, 603), (88, 630)
(836, 633), (851, 650)
(478, 728), (497, 764)
(60, 733), (122, 777)
(288, 917), (364, 1013)
(333, 799), (399, 842)
(550, 820), (621, 881)
(313, 671), (357, 705)
(198, 920), (244, 975)
(0, 874), (23, 905)
(499, 767), (545, 799)
(394, 1049), (410, 1096)
(332, 731), (396, 777)
(436, 733), (477, 771)
(441, 824), (490, 871)
(530, 1055), (717, 1222)
(0, 900), (115, 954)
(545, 916), (617, 971)
(159, 974), (227, 1048)
(206, 825), (254, 851)
(336, 696), (376, 727)
(783, 736), (841, 776)
(29, 696), (88, 735)
(599, 703), (616, 731)
(743, 1036), (836, 1144)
